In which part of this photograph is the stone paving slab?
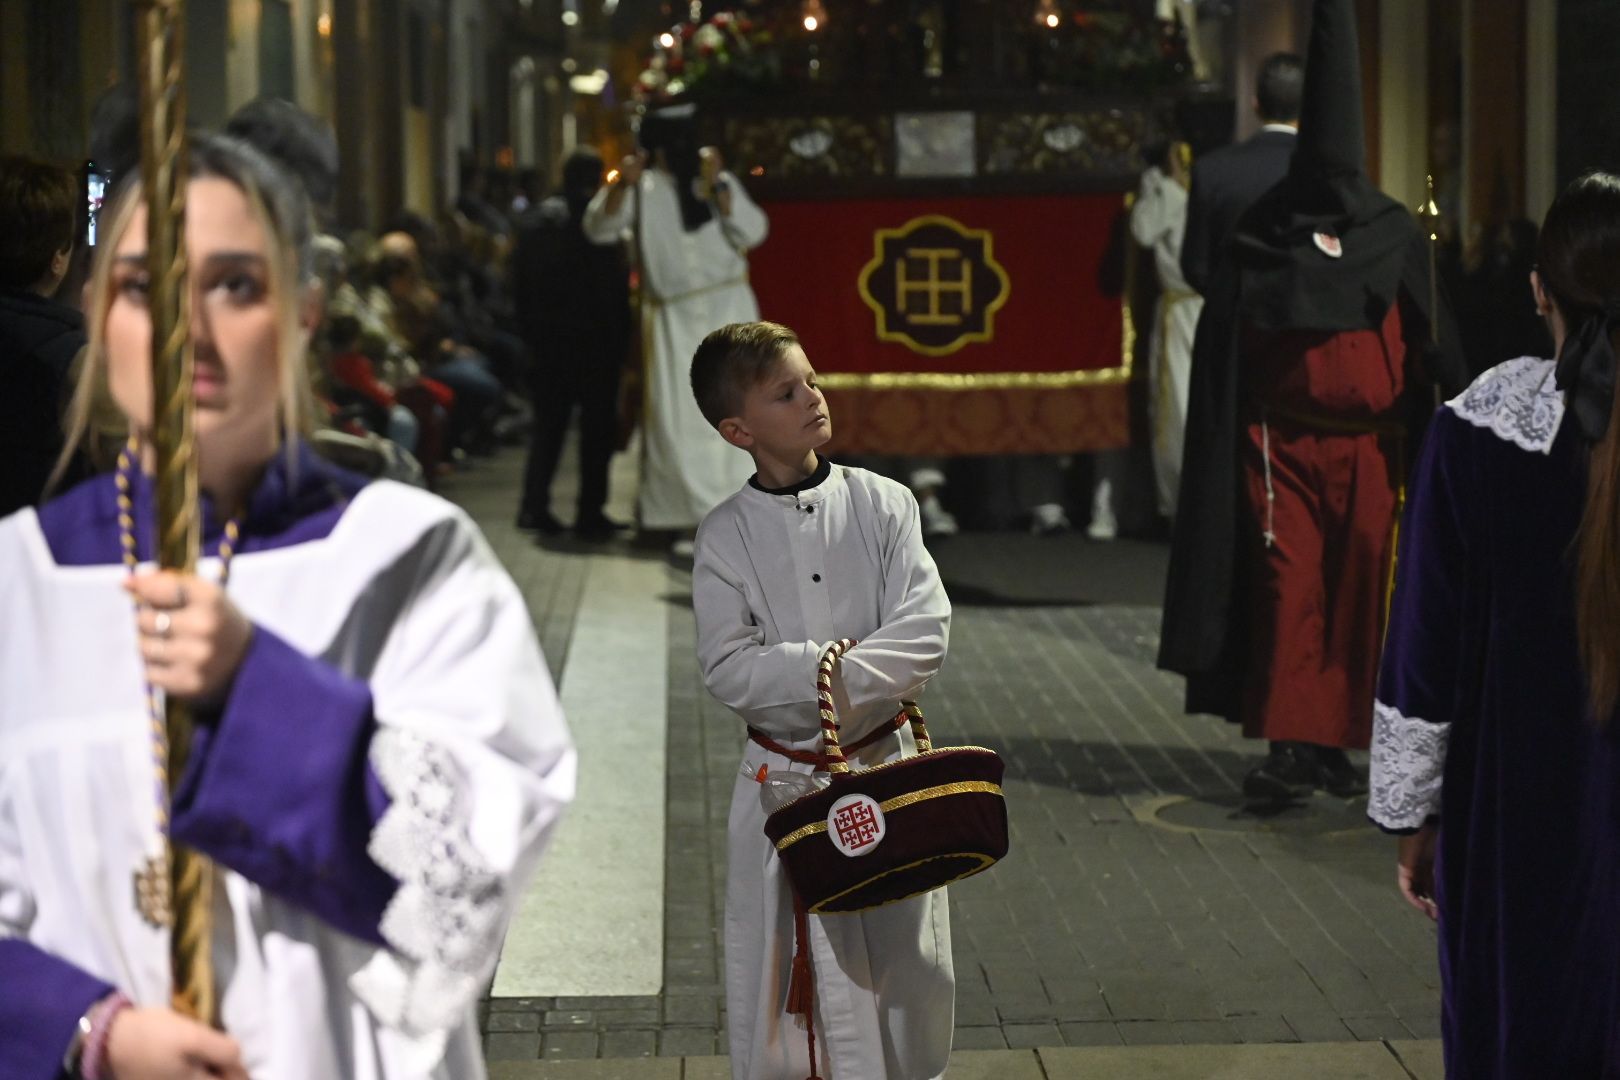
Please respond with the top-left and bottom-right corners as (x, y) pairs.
(1037, 1041), (1419, 1078)
(1385, 1040), (1444, 1080)
(485, 1041), (1442, 1078)
(946, 1048), (1051, 1079)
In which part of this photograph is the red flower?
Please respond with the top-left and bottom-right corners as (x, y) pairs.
(680, 21), (697, 39)
(698, 41), (716, 57)
(668, 55), (686, 73)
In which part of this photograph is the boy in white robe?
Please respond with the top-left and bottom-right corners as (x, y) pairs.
(689, 322), (955, 1080)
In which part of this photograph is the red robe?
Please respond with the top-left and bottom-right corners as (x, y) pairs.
(1239, 302), (1408, 749)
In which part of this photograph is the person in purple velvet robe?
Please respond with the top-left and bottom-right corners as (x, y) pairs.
(0, 131), (575, 1080)
(1369, 172), (1620, 1077)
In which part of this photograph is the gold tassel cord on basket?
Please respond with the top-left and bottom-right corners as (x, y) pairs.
(134, 0), (216, 1025)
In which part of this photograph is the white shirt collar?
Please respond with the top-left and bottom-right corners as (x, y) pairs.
(743, 462), (845, 509)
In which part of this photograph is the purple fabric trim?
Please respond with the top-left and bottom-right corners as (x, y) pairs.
(0, 939), (112, 1080)
(35, 439), (369, 567)
(171, 626), (396, 946)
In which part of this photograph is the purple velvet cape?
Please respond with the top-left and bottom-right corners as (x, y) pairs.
(1377, 405), (1620, 1078)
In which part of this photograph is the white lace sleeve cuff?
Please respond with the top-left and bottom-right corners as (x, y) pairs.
(349, 727), (507, 1042)
(1368, 701), (1450, 831)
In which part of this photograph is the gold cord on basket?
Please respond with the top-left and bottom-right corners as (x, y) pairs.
(134, 0), (215, 1025)
(817, 639), (857, 775)
(815, 639), (930, 769)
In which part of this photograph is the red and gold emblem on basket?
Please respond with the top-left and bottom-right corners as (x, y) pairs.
(827, 793), (887, 857)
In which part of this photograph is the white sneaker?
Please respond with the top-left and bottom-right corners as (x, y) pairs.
(1087, 480), (1117, 541)
(670, 538), (696, 559)
(918, 493), (960, 537)
(1030, 502), (1071, 535)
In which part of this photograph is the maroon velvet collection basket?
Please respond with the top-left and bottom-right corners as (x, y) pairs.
(762, 639), (1009, 914)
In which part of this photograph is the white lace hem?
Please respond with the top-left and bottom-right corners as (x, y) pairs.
(1446, 356), (1565, 454)
(1368, 701), (1450, 831)
(349, 727), (506, 1041)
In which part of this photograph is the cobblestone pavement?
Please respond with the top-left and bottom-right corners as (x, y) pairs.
(451, 452), (1442, 1064)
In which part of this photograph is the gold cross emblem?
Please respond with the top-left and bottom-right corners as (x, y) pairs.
(896, 249), (973, 326)
(859, 215), (1010, 356)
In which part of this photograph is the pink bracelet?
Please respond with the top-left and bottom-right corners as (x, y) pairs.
(79, 991), (131, 1080)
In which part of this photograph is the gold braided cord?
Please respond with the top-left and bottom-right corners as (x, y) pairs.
(135, 0), (215, 1026)
(816, 639), (856, 775)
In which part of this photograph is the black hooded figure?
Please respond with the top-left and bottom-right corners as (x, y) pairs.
(511, 149), (632, 538)
(636, 106), (714, 234)
(1156, 0), (1468, 801)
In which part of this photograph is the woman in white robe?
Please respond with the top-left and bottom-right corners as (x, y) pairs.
(693, 461), (955, 1080)
(1129, 154), (1204, 521)
(584, 111), (768, 531)
(0, 132), (574, 1080)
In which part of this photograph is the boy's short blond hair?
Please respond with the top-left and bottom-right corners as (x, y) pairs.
(690, 321), (801, 429)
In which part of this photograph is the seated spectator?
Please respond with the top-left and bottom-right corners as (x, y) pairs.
(370, 237), (504, 455)
(398, 208), (532, 403)
(312, 236), (452, 480)
(0, 155), (87, 517)
(324, 314), (420, 454)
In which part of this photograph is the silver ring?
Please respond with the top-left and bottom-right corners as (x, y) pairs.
(154, 611), (172, 639)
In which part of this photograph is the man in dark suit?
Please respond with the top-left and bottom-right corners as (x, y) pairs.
(511, 149), (632, 539)
(1158, 54), (1302, 760)
(1180, 53), (1304, 294)
(0, 155), (87, 518)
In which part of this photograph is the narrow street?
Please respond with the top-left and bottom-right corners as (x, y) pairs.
(446, 444), (1443, 1078)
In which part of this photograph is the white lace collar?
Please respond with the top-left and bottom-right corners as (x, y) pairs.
(1445, 356), (1566, 454)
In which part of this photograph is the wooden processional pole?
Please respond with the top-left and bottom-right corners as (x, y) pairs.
(134, 0), (216, 1024)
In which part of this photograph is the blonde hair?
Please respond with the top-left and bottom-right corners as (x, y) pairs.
(689, 320), (802, 429)
(51, 132), (319, 489)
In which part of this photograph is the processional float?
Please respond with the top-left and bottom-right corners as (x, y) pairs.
(133, 0), (216, 1024)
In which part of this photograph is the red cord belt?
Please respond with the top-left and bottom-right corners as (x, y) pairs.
(747, 711), (907, 770)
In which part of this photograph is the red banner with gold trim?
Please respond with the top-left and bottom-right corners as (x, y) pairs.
(750, 193), (1133, 456)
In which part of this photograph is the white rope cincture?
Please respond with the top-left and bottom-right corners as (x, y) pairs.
(1260, 416), (1277, 549)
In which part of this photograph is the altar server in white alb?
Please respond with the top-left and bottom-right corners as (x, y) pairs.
(584, 104), (768, 537)
(0, 132), (575, 1080)
(690, 322), (954, 1080)
(1129, 138), (1203, 520)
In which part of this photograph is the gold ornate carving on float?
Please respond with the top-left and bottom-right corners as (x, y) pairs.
(720, 114), (890, 181)
(979, 110), (1160, 178)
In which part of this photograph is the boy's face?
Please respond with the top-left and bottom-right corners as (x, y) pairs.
(722, 344), (832, 458)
